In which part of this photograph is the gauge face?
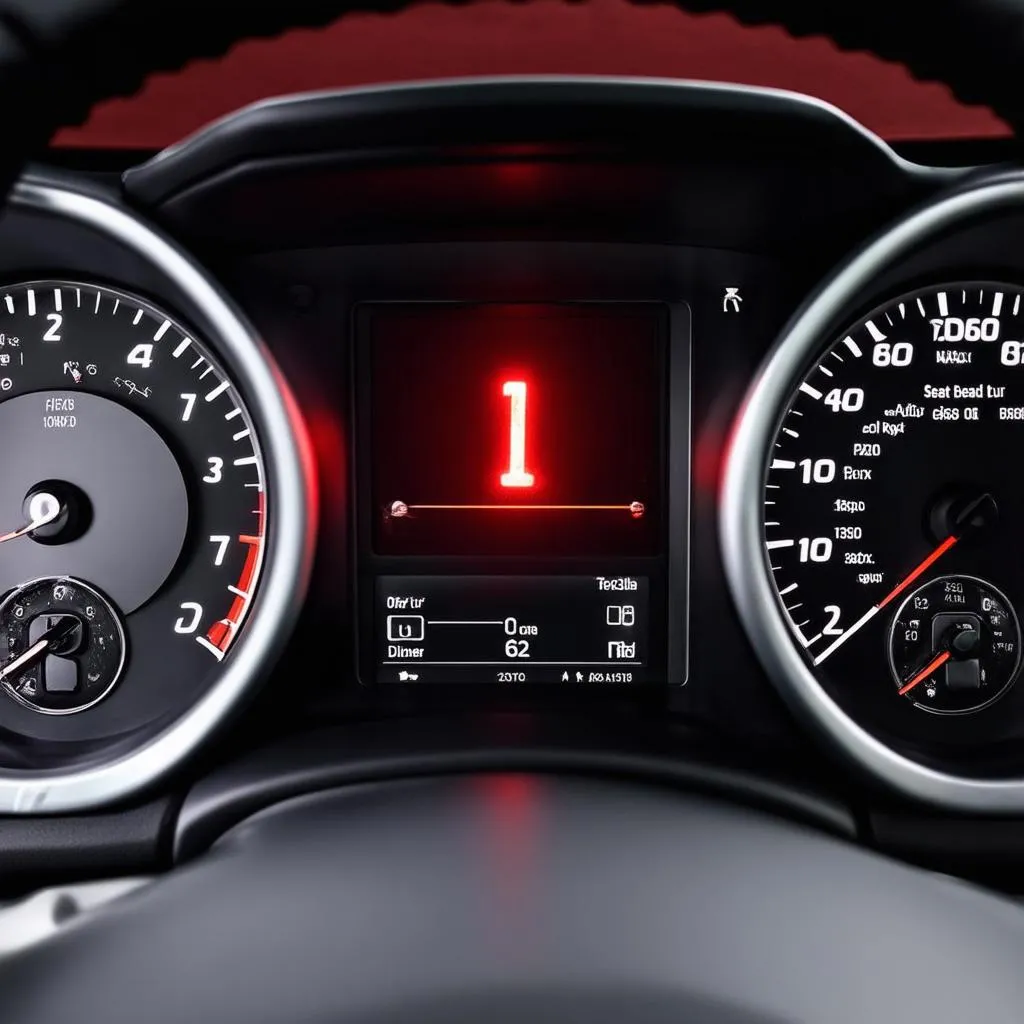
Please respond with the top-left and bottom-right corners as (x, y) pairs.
(887, 574), (1022, 715)
(0, 281), (265, 719)
(0, 576), (126, 714)
(765, 282), (1024, 716)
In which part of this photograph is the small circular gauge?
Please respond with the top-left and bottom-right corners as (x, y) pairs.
(0, 576), (126, 714)
(888, 575), (1021, 714)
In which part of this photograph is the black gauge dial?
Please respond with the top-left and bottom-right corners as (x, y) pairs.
(0, 576), (126, 714)
(764, 282), (1024, 716)
(0, 281), (266, 722)
(888, 574), (1021, 714)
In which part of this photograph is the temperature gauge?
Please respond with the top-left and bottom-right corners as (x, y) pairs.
(888, 574), (1021, 714)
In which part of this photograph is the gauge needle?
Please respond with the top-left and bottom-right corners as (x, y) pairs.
(0, 491), (62, 544)
(812, 535), (958, 666)
(898, 650), (952, 696)
(0, 617), (79, 683)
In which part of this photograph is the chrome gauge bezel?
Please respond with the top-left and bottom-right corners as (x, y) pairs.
(0, 179), (314, 814)
(722, 171), (1024, 812)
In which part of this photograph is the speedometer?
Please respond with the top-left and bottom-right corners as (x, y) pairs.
(765, 282), (1024, 715)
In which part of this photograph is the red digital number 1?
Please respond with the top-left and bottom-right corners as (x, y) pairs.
(500, 380), (535, 488)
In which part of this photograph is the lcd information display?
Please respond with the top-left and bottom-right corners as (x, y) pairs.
(377, 575), (650, 684)
(356, 300), (688, 686)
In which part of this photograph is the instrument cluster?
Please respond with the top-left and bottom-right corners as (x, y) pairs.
(9, 78), (1024, 817)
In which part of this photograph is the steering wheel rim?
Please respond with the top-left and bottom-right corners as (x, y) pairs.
(7, 774), (1024, 1023)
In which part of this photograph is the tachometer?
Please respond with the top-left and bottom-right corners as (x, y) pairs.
(0, 281), (265, 715)
(764, 282), (1024, 715)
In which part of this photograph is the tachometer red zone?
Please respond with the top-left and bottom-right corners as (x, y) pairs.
(207, 492), (265, 656)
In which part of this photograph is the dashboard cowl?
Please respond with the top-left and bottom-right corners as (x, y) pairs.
(122, 78), (959, 255)
(172, 719), (857, 861)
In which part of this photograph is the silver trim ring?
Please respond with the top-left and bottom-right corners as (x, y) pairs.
(721, 171), (1024, 813)
(0, 179), (315, 814)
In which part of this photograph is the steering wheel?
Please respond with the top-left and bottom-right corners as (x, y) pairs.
(4, 2), (1024, 1022)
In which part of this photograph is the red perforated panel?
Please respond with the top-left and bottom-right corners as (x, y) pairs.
(53, 4), (1009, 148)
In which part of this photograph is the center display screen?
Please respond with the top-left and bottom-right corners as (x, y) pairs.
(356, 301), (686, 684)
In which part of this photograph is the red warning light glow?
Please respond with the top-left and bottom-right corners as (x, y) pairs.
(500, 380), (535, 488)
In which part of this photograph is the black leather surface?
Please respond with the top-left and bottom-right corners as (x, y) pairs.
(170, 720), (857, 862)
(0, 0), (1022, 137)
(4, 775), (1024, 1023)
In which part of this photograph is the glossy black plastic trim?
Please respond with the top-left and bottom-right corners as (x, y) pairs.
(124, 76), (949, 206)
(120, 77), (966, 255)
(0, 796), (174, 895)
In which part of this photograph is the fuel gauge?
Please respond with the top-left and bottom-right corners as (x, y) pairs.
(889, 575), (1021, 714)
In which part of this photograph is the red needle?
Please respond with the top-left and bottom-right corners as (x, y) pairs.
(898, 650), (952, 696)
(877, 535), (958, 610)
(813, 534), (960, 666)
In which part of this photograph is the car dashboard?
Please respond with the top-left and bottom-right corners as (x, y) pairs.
(4, 76), (1024, 894)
